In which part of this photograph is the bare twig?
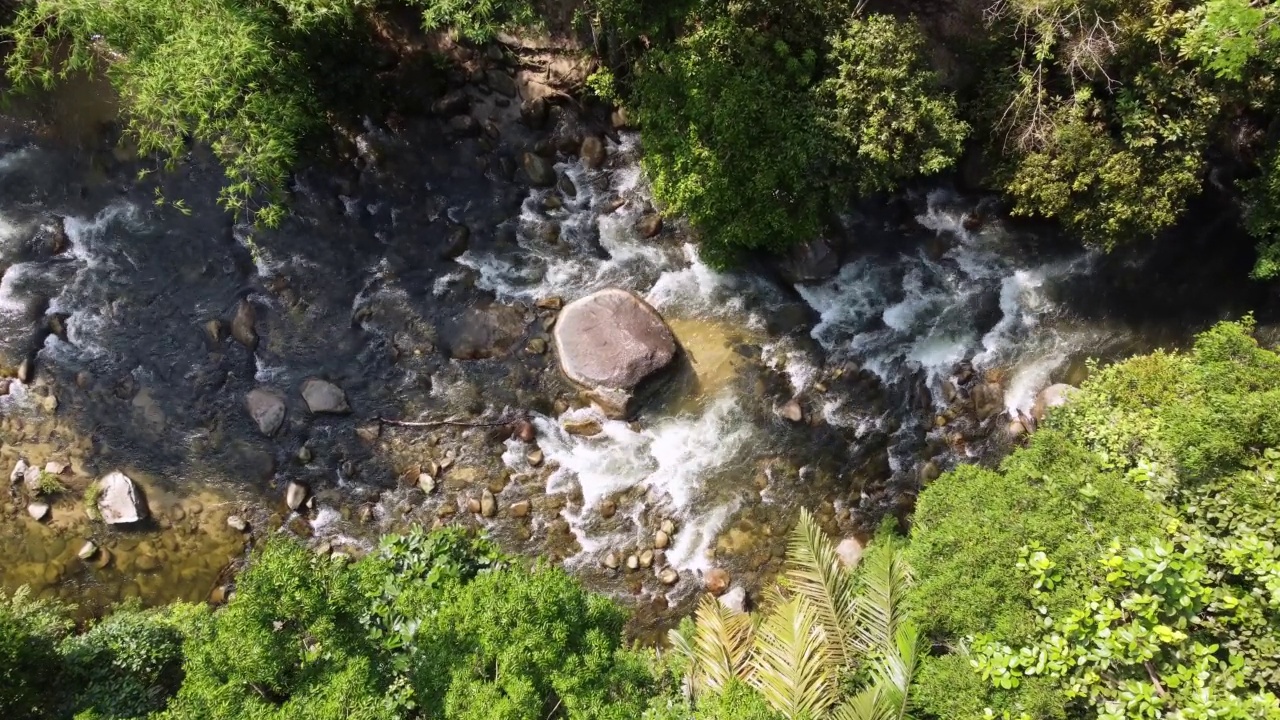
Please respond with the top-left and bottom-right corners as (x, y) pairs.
(376, 415), (524, 429)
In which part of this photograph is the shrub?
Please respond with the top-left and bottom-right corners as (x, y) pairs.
(0, 587), (74, 720)
(633, 15), (831, 267)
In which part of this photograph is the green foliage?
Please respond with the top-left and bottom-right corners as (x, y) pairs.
(912, 320), (1280, 720)
(0, 587), (74, 720)
(37, 470), (69, 496)
(401, 563), (654, 719)
(820, 14), (967, 195)
(633, 15), (829, 268)
(672, 509), (922, 720)
(83, 483), (103, 521)
(406, 0), (537, 42)
(60, 602), (203, 719)
(908, 432), (1163, 719)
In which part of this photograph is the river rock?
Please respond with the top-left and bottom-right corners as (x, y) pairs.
(227, 515), (249, 532)
(604, 552), (619, 569)
(558, 174), (577, 198)
(778, 399), (804, 423)
(510, 500), (530, 518)
(564, 418), (603, 437)
(553, 288), (676, 418)
(654, 530), (670, 549)
(27, 502), (49, 521)
(285, 481), (309, 512)
(971, 382), (1004, 421)
(626, 554), (639, 570)
(580, 136), (606, 169)
(705, 568), (730, 595)
(480, 489), (497, 518)
(443, 305), (527, 360)
(300, 378), (350, 414)
(639, 549), (654, 568)
(1033, 383), (1078, 421)
(836, 537), (864, 568)
(97, 472), (148, 525)
(719, 586), (747, 613)
(779, 237), (840, 284)
(487, 70), (518, 98)
(231, 299), (258, 350)
(22, 465), (43, 494)
(245, 388), (287, 437)
(77, 541), (98, 560)
(659, 567), (679, 585)
(521, 152), (557, 187)
(9, 459), (28, 485)
(527, 449), (544, 466)
(0, 379), (10, 395)
(520, 98), (549, 129)
(17, 357), (33, 383)
(919, 461), (941, 483)
(433, 89), (470, 116)
(44, 461), (66, 476)
(514, 418), (536, 442)
(636, 214), (663, 238)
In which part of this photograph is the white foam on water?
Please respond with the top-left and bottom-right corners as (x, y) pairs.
(525, 393), (756, 574)
(760, 340), (820, 395)
(0, 146), (35, 176)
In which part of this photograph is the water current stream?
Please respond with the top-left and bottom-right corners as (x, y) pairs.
(0, 75), (1273, 629)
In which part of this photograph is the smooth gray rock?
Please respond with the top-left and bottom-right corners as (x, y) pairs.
(300, 378), (349, 414)
(97, 471), (148, 525)
(553, 288), (676, 401)
(246, 388), (287, 436)
(285, 481), (309, 512)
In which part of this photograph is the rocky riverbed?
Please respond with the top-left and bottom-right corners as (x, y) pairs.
(2, 34), (1276, 633)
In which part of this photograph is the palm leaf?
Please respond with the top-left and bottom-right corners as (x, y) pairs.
(831, 617), (926, 720)
(849, 546), (914, 656)
(748, 593), (838, 720)
(690, 594), (755, 696)
(785, 507), (859, 666)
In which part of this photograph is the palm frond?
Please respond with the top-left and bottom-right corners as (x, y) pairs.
(749, 594), (838, 720)
(849, 546), (914, 656)
(831, 620), (927, 720)
(785, 507), (859, 666)
(690, 594), (755, 696)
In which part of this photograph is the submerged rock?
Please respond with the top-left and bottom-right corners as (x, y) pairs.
(779, 237), (840, 284)
(231, 299), (258, 350)
(553, 288), (677, 418)
(443, 305), (528, 360)
(580, 136), (607, 169)
(705, 568), (731, 595)
(636, 214), (663, 238)
(97, 471), (148, 525)
(245, 388), (287, 437)
(300, 378), (350, 414)
(521, 152), (557, 187)
(27, 502), (50, 521)
(778, 399), (804, 423)
(77, 541), (98, 560)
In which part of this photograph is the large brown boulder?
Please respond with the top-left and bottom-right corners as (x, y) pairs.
(553, 289), (677, 417)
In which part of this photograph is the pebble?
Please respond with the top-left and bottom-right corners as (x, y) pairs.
(480, 489), (496, 518)
(467, 497), (482, 514)
(639, 549), (654, 568)
(227, 515), (249, 532)
(297, 446), (313, 463)
(654, 530), (670, 550)
(660, 519), (676, 535)
(600, 500), (616, 519)
(527, 449), (544, 467)
(626, 554), (639, 571)
(27, 502), (49, 521)
(77, 541), (98, 560)
(604, 552), (620, 569)
(658, 567), (679, 585)
(418, 474), (437, 493)
(514, 419), (536, 443)
(526, 338), (547, 354)
(510, 500), (530, 518)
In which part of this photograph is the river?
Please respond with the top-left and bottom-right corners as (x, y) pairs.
(0, 72), (1273, 630)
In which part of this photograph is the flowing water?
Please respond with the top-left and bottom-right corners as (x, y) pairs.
(0, 75), (1274, 625)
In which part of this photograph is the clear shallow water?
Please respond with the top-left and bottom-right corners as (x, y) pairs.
(1, 98), (1271, 619)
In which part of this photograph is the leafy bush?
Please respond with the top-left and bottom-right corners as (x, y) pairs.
(911, 320), (1280, 720)
(0, 587), (73, 720)
(633, 14), (831, 268)
(60, 603), (202, 719)
(820, 14), (967, 195)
